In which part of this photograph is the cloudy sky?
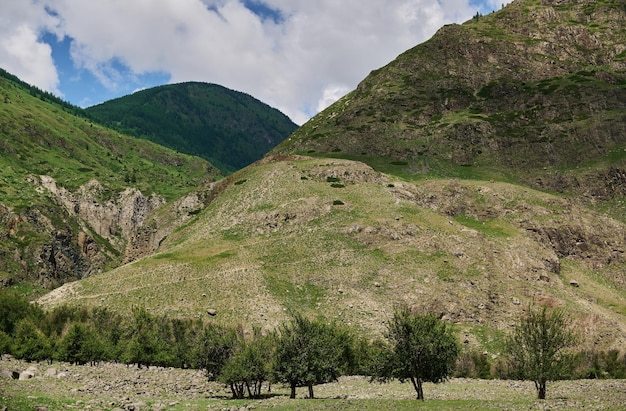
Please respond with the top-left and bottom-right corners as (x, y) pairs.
(0, 0), (507, 124)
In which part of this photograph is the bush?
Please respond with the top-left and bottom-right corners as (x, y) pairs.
(572, 349), (626, 379)
(455, 349), (493, 379)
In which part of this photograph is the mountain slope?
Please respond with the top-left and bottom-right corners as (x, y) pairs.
(85, 82), (299, 173)
(275, 0), (626, 198)
(40, 156), (626, 351)
(36, 0), (626, 352)
(0, 72), (220, 289)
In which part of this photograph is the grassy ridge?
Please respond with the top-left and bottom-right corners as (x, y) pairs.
(0, 76), (219, 203)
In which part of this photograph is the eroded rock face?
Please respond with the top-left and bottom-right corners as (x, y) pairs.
(0, 175), (210, 287)
(122, 190), (208, 263)
(39, 177), (166, 245)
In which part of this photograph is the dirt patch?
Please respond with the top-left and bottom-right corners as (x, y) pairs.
(36, 281), (81, 308)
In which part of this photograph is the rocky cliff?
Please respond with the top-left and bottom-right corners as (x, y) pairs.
(0, 71), (221, 289)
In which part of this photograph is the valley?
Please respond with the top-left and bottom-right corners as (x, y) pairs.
(1, 0), (626, 407)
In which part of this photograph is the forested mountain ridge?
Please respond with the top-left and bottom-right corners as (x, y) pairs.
(85, 82), (298, 174)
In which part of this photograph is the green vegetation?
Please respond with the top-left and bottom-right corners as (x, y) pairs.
(273, 314), (354, 399)
(3, 290), (625, 409)
(0, 75), (216, 200)
(85, 82), (298, 173)
(0, 68), (83, 116)
(372, 308), (460, 400)
(505, 306), (578, 399)
(0, 70), (221, 287)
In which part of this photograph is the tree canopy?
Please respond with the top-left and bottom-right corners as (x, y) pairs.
(506, 305), (578, 399)
(373, 307), (459, 400)
(272, 314), (353, 399)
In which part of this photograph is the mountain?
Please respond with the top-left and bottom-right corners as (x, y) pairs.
(275, 0), (626, 201)
(0, 70), (220, 290)
(85, 82), (299, 174)
(32, 0), (626, 353)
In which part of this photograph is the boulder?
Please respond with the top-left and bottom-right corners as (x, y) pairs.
(19, 368), (36, 380)
(44, 367), (58, 378)
(0, 369), (14, 379)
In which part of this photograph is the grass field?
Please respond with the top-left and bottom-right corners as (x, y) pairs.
(2, 358), (625, 411)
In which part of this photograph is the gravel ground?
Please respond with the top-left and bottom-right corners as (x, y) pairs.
(2, 356), (626, 410)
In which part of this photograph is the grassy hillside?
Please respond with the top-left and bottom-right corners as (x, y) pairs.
(85, 82), (299, 173)
(0, 72), (220, 288)
(39, 156), (626, 352)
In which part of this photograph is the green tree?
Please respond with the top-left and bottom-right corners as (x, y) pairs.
(40, 305), (90, 339)
(272, 314), (353, 399)
(0, 330), (12, 355)
(58, 323), (105, 365)
(506, 305), (577, 399)
(12, 318), (52, 362)
(193, 323), (240, 381)
(373, 308), (459, 400)
(219, 329), (274, 398)
(170, 317), (204, 369)
(121, 307), (171, 368)
(0, 290), (43, 335)
(89, 307), (122, 361)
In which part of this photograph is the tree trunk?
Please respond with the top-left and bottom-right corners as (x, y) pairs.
(537, 380), (546, 400)
(290, 382), (296, 399)
(308, 383), (314, 399)
(411, 376), (425, 400)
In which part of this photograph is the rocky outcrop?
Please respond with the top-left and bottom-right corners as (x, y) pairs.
(277, 0), (626, 181)
(0, 200), (102, 287)
(122, 189), (209, 263)
(0, 175), (212, 288)
(38, 177), (166, 247)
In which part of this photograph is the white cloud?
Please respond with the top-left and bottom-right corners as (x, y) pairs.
(1, 0), (491, 124)
(0, 0), (60, 94)
(316, 85), (351, 113)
